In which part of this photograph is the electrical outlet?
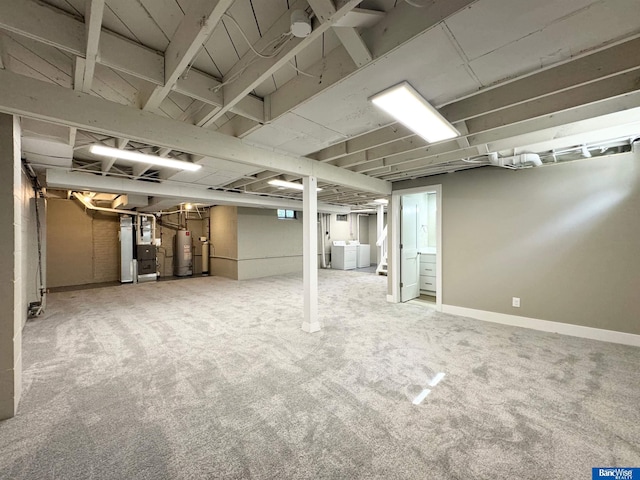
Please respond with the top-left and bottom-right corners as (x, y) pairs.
(512, 297), (521, 308)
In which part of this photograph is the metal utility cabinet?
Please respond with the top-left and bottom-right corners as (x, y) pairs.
(120, 216), (134, 283)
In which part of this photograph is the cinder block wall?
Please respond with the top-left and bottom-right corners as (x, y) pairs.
(92, 213), (119, 283)
(47, 199), (119, 288)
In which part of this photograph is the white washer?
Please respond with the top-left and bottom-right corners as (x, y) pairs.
(331, 241), (357, 270)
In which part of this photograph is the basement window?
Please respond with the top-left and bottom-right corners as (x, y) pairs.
(336, 214), (348, 222)
(277, 209), (297, 220)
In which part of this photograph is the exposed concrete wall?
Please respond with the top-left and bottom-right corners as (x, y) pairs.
(393, 150), (640, 335)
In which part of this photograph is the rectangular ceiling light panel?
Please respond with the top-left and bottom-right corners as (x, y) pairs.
(90, 145), (202, 171)
(370, 82), (459, 143)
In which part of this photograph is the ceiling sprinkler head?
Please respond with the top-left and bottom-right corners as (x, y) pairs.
(291, 10), (311, 38)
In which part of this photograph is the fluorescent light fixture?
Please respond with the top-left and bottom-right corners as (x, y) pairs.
(268, 179), (322, 191)
(89, 145), (202, 171)
(370, 82), (459, 143)
(373, 198), (388, 204)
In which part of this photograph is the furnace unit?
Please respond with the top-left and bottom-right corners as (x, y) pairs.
(136, 216), (157, 283)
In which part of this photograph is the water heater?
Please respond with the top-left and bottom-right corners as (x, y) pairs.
(174, 230), (193, 276)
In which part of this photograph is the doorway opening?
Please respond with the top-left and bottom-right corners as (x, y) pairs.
(390, 185), (442, 310)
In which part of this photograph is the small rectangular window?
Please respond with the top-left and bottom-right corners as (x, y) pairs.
(277, 209), (297, 219)
(336, 214), (348, 222)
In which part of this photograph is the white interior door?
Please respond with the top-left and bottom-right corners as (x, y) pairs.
(401, 194), (420, 302)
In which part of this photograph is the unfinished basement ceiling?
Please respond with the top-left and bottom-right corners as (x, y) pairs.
(1, 0), (640, 209)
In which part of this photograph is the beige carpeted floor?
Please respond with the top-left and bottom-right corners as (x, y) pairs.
(1, 269), (639, 479)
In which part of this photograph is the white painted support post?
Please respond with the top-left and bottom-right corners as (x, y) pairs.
(302, 176), (320, 333)
(377, 204), (384, 266)
(0, 114), (22, 419)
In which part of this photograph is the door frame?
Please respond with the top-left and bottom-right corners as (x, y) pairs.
(390, 184), (443, 311)
(400, 193), (421, 302)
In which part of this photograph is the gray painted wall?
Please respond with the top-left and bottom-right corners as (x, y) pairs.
(211, 207), (358, 279)
(237, 207), (303, 280)
(210, 206), (239, 280)
(394, 151), (640, 335)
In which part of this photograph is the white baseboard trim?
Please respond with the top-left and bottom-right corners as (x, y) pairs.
(442, 305), (640, 348)
(386, 294), (395, 303)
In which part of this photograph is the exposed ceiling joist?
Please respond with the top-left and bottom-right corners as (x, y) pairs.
(265, 0), (478, 122)
(332, 27), (372, 67)
(311, 36), (640, 175)
(307, 0), (373, 67)
(142, 0), (234, 111)
(76, 0), (104, 94)
(46, 170), (351, 214)
(311, 124), (414, 161)
(465, 70), (640, 134)
(196, 0), (362, 127)
(439, 35), (640, 123)
(335, 135), (428, 168)
(368, 94), (640, 178)
(358, 70), (640, 174)
(225, 171), (281, 190)
(334, 8), (385, 28)
(0, 69), (390, 195)
(470, 93), (640, 152)
(216, 115), (261, 138)
(174, 70), (264, 123)
(0, 0), (263, 122)
(0, 0), (162, 83)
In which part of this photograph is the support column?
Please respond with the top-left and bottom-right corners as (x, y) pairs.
(376, 204), (384, 265)
(302, 176), (320, 333)
(0, 114), (22, 420)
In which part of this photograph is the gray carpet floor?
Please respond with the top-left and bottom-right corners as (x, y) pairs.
(1, 270), (639, 479)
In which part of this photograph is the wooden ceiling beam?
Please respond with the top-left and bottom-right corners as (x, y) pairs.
(0, 68), (391, 194)
(308, 35), (640, 168)
(143, 0), (234, 111)
(0, 0), (263, 122)
(195, 0), (362, 127)
(265, 0), (478, 122)
(75, 0), (105, 93)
